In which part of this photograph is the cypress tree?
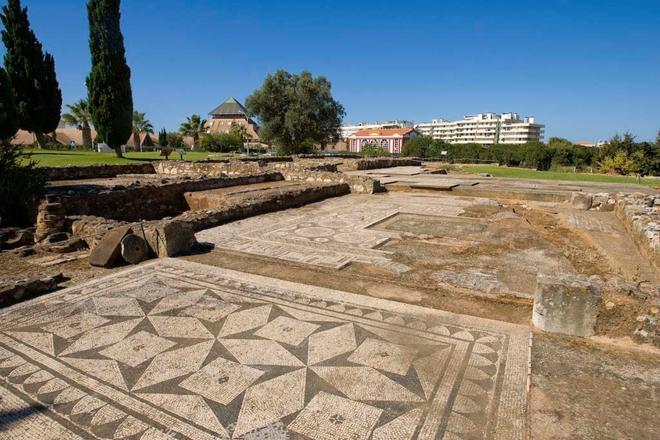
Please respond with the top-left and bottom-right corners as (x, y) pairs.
(0, 66), (18, 141)
(0, 0), (62, 148)
(86, 0), (133, 158)
(158, 128), (168, 147)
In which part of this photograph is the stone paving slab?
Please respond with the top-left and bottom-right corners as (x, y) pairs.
(0, 259), (529, 439)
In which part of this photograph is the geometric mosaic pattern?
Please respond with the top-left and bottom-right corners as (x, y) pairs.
(0, 259), (528, 439)
(196, 193), (499, 273)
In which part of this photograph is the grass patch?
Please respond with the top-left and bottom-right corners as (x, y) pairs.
(20, 149), (236, 167)
(455, 165), (659, 186)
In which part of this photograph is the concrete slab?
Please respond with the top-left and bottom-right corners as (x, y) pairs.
(0, 259), (529, 439)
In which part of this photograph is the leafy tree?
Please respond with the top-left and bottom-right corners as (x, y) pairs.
(520, 141), (552, 170)
(0, 141), (45, 225)
(1, 0), (62, 148)
(547, 137), (573, 149)
(572, 146), (597, 170)
(87, 0), (133, 157)
(426, 140), (451, 158)
(600, 132), (636, 159)
(61, 99), (93, 148)
(229, 122), (249, 148)
(246, 70), (345, 155)
(166, 132), (184, 149)
(179, 114), (206, 149)
(199, 133), (242, 152)
(599, 150), (639, 175)
(0, 66), (18, 141)
(489, 143), (522, 166)
(402, 136), (433, 157)
(158, 128), (167, 147)
(131, 111), (153, 150)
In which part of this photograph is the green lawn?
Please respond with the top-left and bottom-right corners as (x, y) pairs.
(455, 165), (659, 187)
(20, 149), (236, 167)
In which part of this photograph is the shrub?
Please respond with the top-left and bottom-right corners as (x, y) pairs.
(599, 151), (639, 175)
(199, 133), (242, 152)
(361, 143), (390, 157)
(402, 136), (432, 157)
(0, 142), (45, 226)
(426, 140), (451, 159)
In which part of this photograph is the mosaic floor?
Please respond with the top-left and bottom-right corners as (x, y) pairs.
(0, 259), (529, 440)
(196, 193), (499, 273)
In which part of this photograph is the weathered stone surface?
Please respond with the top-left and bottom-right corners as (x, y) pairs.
(43, 236), (87, 254)
(49, 172), (283, 222)
(144, 221), (196, 257)
(0, 273), (66, 308)
(532, 273), (602, 337)
(0, 229), (34, 250)
(42, 163), (156, 181)
(120, 234), (149, 264)
(10, 245), (36, 257)
(89, 226), (132, 267)
(614, 192), (660, 276)
(43, 232), (69, 244)
(35, 201), (66, 242)
(571, 192), (593, 210)
(634, 314), (659, 346)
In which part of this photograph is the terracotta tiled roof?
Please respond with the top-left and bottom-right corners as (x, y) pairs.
(350, 128), (415, 137)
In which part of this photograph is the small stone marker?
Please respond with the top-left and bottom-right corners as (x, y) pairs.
(144, 221), (196, 257)
(120, 234), (149, 264)
(89, 226), (132, 267)
(570, 192), (593, 210)
(532, 273), (602, 337)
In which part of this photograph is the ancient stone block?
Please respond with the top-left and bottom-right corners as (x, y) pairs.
(1, 229), (34, 249)
(532, 273), (602, 337)
(0, 273), (66, 308)
(144, 221), (196, 257)
(89, 226), (132, 267)
(121, 233), (150, 264)
(43, 237), (87, 254)
(570, 192), (593, 210)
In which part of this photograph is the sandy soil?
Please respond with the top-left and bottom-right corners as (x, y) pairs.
(531, 332), (660, 439)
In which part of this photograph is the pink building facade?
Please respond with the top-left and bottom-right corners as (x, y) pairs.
(348, 128), (416, 154)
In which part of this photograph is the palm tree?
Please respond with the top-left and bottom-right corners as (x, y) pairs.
(132, 111), (154, 152)
(61, 99), (93, 148)
(230, 122), (249, 153)
(179, 114), (207, 150)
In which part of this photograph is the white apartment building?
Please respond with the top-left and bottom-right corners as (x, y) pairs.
(340, 120), (414, 139)
(415, 113), (544, 145)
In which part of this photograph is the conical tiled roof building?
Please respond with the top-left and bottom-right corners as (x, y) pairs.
(206, 97), (259, 140)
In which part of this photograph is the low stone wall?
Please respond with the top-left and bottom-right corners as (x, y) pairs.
(51, 172), (283, 222)
(267, 161), (339, 173)
(42, 163), (156, 181)
(295, 153), (361, 159)
(154, 160), (261, 177)
(70, 183), (350, 255)
(337, 157), (422, 171)
(178, 183), (350, 232)
(613, 193), (660, 275)
(280, 169), (382, 194)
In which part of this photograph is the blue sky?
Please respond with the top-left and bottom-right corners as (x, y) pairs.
(2, 0), (659, 142)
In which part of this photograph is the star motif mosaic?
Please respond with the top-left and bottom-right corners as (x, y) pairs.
(0, 259), (528, 439)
